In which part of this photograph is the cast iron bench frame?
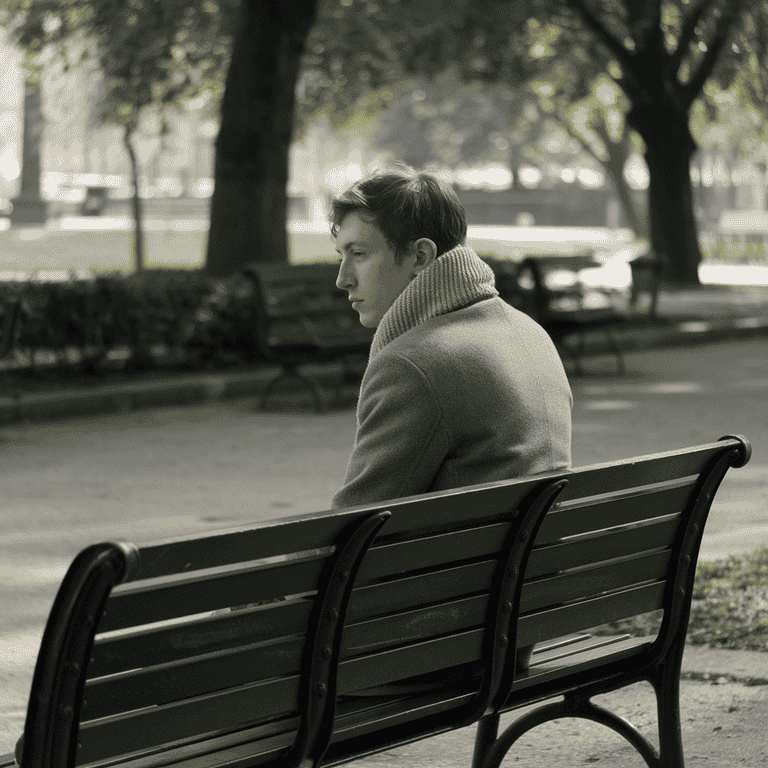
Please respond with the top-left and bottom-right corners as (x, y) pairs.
(517, 255), (628, 375)
(2, 435), (751, 768)
(243, 263), (373, 411)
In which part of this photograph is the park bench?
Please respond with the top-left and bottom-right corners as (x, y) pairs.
(2, 434), (751, 768)
(516, 255), (628, 375)
(0, 296), (24, 399)
(242, 263), (374, 411)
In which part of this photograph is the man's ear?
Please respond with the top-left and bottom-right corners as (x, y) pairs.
(411, 238), (438, 275)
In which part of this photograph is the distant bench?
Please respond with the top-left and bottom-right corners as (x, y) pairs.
(3, 435), (750, 768)
(243, 263), (374, 411)
(514, 255), (628, 375)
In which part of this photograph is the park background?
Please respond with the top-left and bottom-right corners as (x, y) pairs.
(1, 1), (768, 284)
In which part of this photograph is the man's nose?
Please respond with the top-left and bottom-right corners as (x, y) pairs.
(336, 258), (355, 291)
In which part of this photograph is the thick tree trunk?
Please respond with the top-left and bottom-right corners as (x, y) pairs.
(625, 93), (703, 285)
(205, 0), (320, 277)
(123, 124), (145, 273)
(642, 117), (701, 284)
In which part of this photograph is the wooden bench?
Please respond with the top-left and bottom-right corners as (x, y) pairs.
(516, 255), (628, 375)
(0, 296), (24, 399)
(2, 435), (750, 768)
(242, 263), (374, 411)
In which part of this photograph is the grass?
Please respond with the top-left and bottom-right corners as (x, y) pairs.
(590, 548), (768, 652)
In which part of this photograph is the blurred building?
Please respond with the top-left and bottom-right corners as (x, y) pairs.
(1, 31), (766, 243)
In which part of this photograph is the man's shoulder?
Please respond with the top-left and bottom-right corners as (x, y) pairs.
(389, 296), (539, 347)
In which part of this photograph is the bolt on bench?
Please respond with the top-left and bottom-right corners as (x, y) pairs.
(3, 435), (750, 768)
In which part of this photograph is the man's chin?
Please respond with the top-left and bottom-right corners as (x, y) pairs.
(358, 314), (377, 328)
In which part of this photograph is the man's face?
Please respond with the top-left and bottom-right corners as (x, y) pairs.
(335, 213), (417, 328)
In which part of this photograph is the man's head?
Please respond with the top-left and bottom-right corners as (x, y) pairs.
(331, 166), (468, 327)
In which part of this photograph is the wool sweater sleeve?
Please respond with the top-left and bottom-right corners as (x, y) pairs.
(331, 351), (450, 509)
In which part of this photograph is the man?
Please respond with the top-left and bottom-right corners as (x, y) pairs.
(331, 165), (572, 508)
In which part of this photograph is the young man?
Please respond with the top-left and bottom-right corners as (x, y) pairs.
(331, 165), (572, 509)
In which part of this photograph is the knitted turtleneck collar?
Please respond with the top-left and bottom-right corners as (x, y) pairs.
(369, 244), (498, 361)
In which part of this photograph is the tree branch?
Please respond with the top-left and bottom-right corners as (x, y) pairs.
(684, 1), (741, 106)
(668, 0), (720, 78)
(565, 0), (634, 72)
(549, 107), (606, 165)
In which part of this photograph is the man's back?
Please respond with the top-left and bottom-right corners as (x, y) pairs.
(332, 296), (572, 508)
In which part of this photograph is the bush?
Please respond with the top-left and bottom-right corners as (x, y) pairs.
(1, 268), (265, 377)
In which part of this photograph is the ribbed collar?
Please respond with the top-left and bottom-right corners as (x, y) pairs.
(369, 244), (498, 361)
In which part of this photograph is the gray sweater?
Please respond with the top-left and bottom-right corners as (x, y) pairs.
(332, 246), (572, 508)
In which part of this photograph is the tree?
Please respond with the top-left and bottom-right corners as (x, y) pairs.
(0, 0), (237, 272)
(302, 0), (768, 284)
(205, 0), (320, 277)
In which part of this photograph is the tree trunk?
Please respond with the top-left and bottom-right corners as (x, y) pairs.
(626, 100), (702, 285)
(123, 124), (145, 273)
(205, 0), (320, 277)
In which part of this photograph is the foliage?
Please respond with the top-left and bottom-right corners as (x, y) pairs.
(302, 0), (768, 283)
(592, 548), (768, 653)
(688, 548), (768, 651)
(0, 269), (262, 378)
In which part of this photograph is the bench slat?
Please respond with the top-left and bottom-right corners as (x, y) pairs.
(128, 444), (720, 583)
(520, 549), (672, 613)
(99, 556), (327, 632)
(78, 629), (485, 765)
(132, 479), (546, 580)
(526, 516), (680, 578)
(518, 581), (667, 646)
(536, 481), (693, 542)
(91, 543), (669, 683)
(83, 575), (665, 762)
(554, 442), (724, 502)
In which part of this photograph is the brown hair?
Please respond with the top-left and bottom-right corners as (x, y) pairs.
(330, 165), (467, 263)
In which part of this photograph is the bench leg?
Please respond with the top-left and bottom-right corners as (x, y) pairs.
(471, 713), (500, 768)
(604, 328), (625, 375)
(478, 693), (666, 768)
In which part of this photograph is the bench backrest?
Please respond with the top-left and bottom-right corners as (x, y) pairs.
(243, 263), (373, 348)
(16, 437), (750, 768)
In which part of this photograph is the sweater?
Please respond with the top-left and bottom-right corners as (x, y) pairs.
(332, 245), (572, 509)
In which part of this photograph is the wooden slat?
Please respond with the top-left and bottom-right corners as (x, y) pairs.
(129, 478), (548, 580)
(536, 482), (694, 543)
(78, 630), (484, 765)
(356, 522), (508, 584)
(85, 597), (489, 721)
(98, 556), (327, 633)
(91, 558), (497, 679)
(77, 676), (300, 766)
(101, 518), (516, 633)
(517, 581), (667, 646)
(525, 516), (680, 579)
(510, 636), (653, 694)
(102, 443), (733, 583)
(85, 635), (304, 720)
(90, 599), (313, 678)
(520, 550), (673, 613)
(554, 442), (725, 503)
(88, 544), (670, 721)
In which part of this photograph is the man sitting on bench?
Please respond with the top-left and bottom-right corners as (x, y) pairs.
(330, 165), (573, 508)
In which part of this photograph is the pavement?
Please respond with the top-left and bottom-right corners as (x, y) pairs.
(1, 282), (767, 765)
